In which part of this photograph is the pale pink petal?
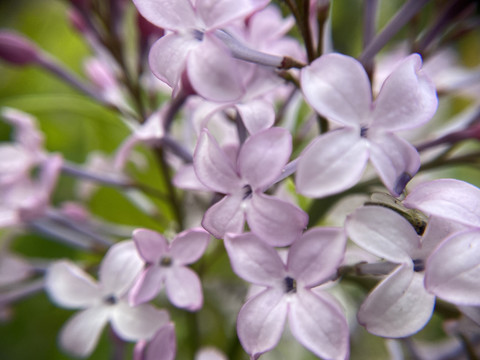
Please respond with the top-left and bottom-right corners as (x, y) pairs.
(145, 323), (177, 360)
(129, 267), (166, 306)
(345, 206), (420, 263)
(296, 128), (368, 198)
(132, 0), (197, 30)
(235, 99), (275, 134)
(165, 266), (203, 310)
(288, 227), (345, 287)
(59, 306), (110, 358)
(0, 145), (32, 186)
(111, 301), (169, 341)
(289, 289), (349, 360)
(425, 230), (480, 305)
(301, 53), (371, 126)
(133, 228), (168, 263)
(99, 241), (144, 297)
(369, 132), (420, 196)
(187, 35), (244, 102)
(224, 232), (285, 286)
(197, 0), (269, 29)
(372, 54), (438, 131)
(149, 33), (198, 88)
(173, 164), (210, 191)
(238, 127), (291, 189)
(169, 228), (210, 264)
(201, 194), (245, 239)
(236, 288), (287, 359)
(195, 347), (227, 360)
(114, 136), (142, 170)
(193, 129), (241, 194)
(46, 261), (101, 309)
(358, 264), (435, 338)
(246, 193), (307, 247)
(403, 179), (480, 227)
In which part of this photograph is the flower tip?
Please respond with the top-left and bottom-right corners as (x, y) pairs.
(393, 172), (412, 196)
(0, 31), (40, 66)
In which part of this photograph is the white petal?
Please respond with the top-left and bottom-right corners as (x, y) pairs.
(301, 53), (371, 126)
(45, 261), (100, 309)
(132, 0), (197, 30)
(59, 306), (110, 358)
(289, 289), (349, 360)
(165, 266), (203, 310)
(235, 99), (275, 135)
(425, 230), (480, 305)
(99, 241), (144, 297)
(296, 128), (368, 198)
(345, 206), (420, 263)
(358, 264), (435, 338)
(111, 301), (169, 341)
(369, 132), (420, 196)
(236, 288), (287, 359)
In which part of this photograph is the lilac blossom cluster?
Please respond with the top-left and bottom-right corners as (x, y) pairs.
(1, 0), (480, 359)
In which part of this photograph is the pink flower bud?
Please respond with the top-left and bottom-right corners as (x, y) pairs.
(0, 31), (40, 66)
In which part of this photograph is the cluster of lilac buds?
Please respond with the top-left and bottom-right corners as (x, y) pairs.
(1, 0), (480, 359)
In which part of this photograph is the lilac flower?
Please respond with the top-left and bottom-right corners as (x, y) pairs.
(132, 0), (269, 101)
(193, 127), (308, 246)
(345, 206), (466, 337)
(296, 53), (438, 198)
(129, 228), (210, 311)
(45, 241), (169, 358)
(225, 229), (349, 360)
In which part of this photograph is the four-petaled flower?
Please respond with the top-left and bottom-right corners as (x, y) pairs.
(129, 228), (210, 311)
(225, 229), (349, 360)
(297, 53), (438, 198)
(46, 241), (169, 358)
(194, 127), (308, 246)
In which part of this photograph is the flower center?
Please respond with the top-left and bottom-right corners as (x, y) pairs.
(413, 259), (425, 272)
(242, 184), (253, 200)
(103, 294), (118, 305)
(160, 256), (173, 267)
(360, 126), (368, 138)
(284, 276), (297, 293)
(192, 29), (204, 41)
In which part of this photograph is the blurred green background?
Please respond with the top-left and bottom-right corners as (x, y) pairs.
(0, 0), (479, 359)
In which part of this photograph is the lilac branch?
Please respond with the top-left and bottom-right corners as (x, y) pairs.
(359, 0), (431, 65)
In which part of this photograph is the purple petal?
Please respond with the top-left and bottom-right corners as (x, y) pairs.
(289, 289), (349, 360)
(193, 129), (241, 194)
(169, 228), (210, 264)
(236, 288), (287, 359)
(372, 54), (438, 131)
(99, 241), (144, 297)
(287, 227), (345, 287)
(369, 132), (420, 196)
(187, 34), (244, 102)
(201, 194), (245, 239)
(129, 267), (166, 306)
(247, 193), (308, 247)
(235, 99), (275, 135)
(133, 228), (168, 263)
(59, 306), (110, 358)
(111, 301), (169, 341)
(404, 179), (480, 227)
(296, 128), (368, 198)
(358, 264), (435, 337)
(238, 127), (291, 189)
(345, 206), (420, 263)
(197, 0), (269, 29)
(301, 53), (371, 126)
(173, 164), (210, 191)
(425, 230), (480, 306)
(148, 33), (198, 88)
(224, 232), (285, 286)
(132, 0), (197, 30)
(145, 323), (177, 360)
(165, 266), (203, 311)
(46, 261), (101, 309)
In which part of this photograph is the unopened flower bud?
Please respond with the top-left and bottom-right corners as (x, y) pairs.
(0, 31), (40, 66)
